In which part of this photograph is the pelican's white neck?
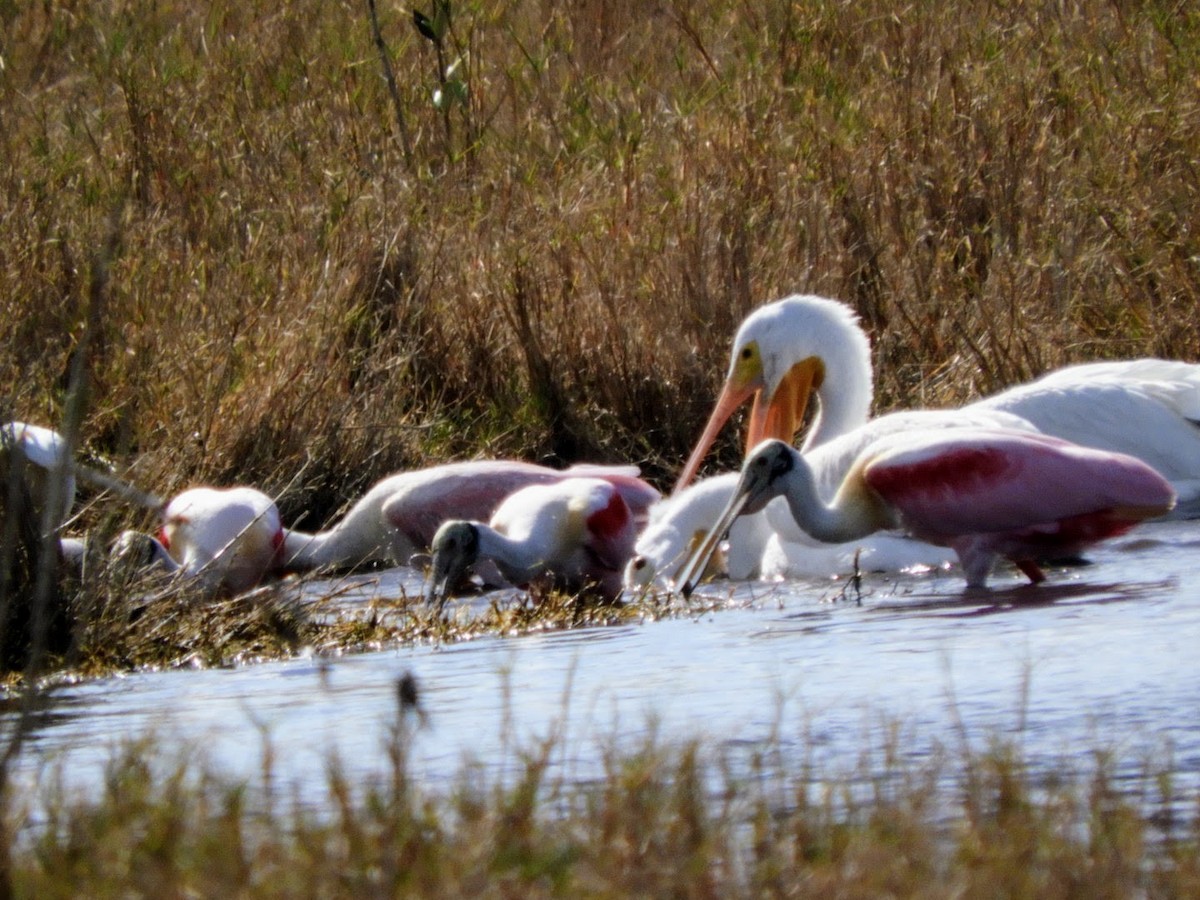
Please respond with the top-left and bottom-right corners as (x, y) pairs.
(794, 299), (873, 450)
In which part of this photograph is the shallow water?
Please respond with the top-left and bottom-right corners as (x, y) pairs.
(8, 520), (1200, 811)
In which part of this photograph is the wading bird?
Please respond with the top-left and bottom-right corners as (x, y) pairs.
(623, 473), (774, 590)
(628, 453), (960, 589)
(677, 294), (1200, 514)
(3, 421), (165, 567)
(677, 431), (1175, 594)
(119, 486), (285, 596)
(429, 477), (640, 604)
(1, 421), (76, 530)
(281, 460), (659, 574)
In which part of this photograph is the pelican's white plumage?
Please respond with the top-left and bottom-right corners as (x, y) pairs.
(430, 477), (640, 603)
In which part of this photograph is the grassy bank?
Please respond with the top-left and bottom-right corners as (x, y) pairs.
(5, 701), (1200, 897)
(3, 0), (1198, 528)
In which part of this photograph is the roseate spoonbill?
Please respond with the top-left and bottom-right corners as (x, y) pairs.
(429, 477), (640, 603)
(677, 431), (1175, 594)
(3, 421), (165, 569)
(623, 473), (774, 590)
(677, 295), (1200, 514)
(281, 461), (659, 573)
(625, 470), (960, 589)
(126, 486), (285, 596)
(1, 421), (77, 532)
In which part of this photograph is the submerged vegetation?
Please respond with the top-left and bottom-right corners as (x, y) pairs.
(1, 0), (1199, 890)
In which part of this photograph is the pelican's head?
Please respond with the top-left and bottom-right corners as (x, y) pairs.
(428, 520), (481, 605)
(675, 295), (872, 492)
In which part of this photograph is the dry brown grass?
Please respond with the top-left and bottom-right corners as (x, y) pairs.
(7, 696), (1200, 897)
(3, 0), (1197, 527)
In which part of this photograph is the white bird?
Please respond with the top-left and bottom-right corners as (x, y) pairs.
(3, 421), (165, 570)
(281, 460), (659, 574)
(1, 421), (77, 533)
(429, 477), (641, 603)
(121, 486), (285, 596)
(678, 431), (1175, 594)
(623, 473), (774, 590)
(678, 294), (1200, 511)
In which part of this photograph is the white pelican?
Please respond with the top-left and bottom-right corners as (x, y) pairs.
(281, 460), (659, 573)
(678, 431), (1175, 593)
(123, 486), (285, 596)
(429, 477), (640, 603)
(678, 294), (1200, 510)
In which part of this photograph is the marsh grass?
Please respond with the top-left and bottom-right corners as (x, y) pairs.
(16, 562), (710, 683)
(5, 696), (1200, 897)
(3, 1), (1197, 505)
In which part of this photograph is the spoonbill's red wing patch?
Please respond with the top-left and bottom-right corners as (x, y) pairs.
(866, 444), (1013, 500)
(1010, 509), (1148, 548)
(585, 489), (635, 570)
(863, 440), (1035, 535)
(861, 429), (1175, 539)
